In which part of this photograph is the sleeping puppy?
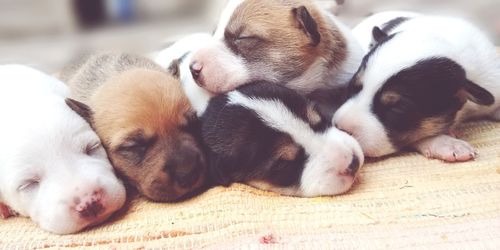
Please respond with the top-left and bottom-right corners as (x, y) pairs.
(189, 0), (364, 97)
(60, 52), (207, 202)
(0, 65), (126, 234)
(334, 13), (500, 162)
(202, 82), (364, 197)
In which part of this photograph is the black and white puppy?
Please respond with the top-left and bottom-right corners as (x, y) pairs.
(334, 12), (500, 162)
(202, 82), (364, 197)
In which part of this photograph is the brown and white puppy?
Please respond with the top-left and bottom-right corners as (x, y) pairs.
(60, 52), (207, 202)
(189, 0), (363, 100)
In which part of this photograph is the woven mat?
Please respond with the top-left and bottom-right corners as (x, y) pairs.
(1, 120), (499, 249)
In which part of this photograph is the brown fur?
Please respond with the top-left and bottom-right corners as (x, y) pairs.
(227, 0), (347, 82)
(63, 53), (207, 202)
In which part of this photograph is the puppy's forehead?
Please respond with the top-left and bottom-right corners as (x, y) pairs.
(218, 0), (306, 37)
(92, 69), (193, 141)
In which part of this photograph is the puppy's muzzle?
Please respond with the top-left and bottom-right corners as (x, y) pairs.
(168, 146), (206, 189)
(74, 189), (105, 219)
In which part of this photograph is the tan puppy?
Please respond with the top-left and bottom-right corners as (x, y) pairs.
(61, 53), (207, 202)
(189, 0), (363, 96)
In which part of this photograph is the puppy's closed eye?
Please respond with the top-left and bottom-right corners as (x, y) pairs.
(116, 135), (156, 165)
(17, 177), (40, 192)
(84, 141), (102, 156)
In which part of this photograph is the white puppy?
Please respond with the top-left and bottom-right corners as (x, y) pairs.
(334, 13), (500, 162)
(0, 65), (126, 234)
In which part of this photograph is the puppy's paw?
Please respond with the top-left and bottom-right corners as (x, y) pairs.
(414, 135), (476, 162)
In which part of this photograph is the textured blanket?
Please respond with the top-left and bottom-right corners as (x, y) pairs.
(0, 120), (499, 249)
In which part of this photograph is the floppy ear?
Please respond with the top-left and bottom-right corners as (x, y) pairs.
(462, 80), (495, 106)
(372, 26), (388, 44)
(292, 6), (321, 46)
(65, 98), (94, 125)
(167, 59), (181, 79)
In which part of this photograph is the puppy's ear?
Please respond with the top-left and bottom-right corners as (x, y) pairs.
(65, 98), (94, 125)
(167, 59), (181, 79)
(292, 6), (321, 46)
(462, 80), (495, 106)
(372, 26), (388, 43)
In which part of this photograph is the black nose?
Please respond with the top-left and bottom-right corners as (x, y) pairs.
(169, 150), (205, 188)
(190, 62), (203, 81)
(346, 155), (360, 176)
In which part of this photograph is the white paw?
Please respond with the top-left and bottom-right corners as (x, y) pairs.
(415, 135), (476, 162)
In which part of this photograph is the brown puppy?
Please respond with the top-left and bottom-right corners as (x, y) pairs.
(60, 52), (207, 202)
(189, 0), (363, 96)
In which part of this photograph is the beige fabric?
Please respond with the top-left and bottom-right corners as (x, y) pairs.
(0, 121), (499, 249)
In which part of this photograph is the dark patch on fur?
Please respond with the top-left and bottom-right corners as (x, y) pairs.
(202, 82), (318, 188)
(292, 6), (321, 46)
(65, 98), (94, 127)
(306, 86), (348, 122)
(346, 33), (398, 98)
(372, 57), (493, 148)
(381, 17), (410, 34)
(238, 82), (330, 132)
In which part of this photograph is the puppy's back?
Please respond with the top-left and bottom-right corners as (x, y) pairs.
(60, 52), (165, 103)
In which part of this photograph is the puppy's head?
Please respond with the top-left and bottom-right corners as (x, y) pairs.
(202, 82), (363, 197)
(67, 69), (207, 202)
(190, 0), (346, 94)
(0, 65), (126, 234)
(334, 31), (494, 157)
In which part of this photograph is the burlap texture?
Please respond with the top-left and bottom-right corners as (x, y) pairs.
(1, 120), (499, 249)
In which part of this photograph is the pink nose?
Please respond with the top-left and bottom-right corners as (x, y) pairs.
(190, 61), (204, 86)
(74, 190), (104, 219)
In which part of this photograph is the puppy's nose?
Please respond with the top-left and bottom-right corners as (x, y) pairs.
(345, 155), (360, 176)
(190, 61), (203, 83)
(172, 153), (203, 188)
(74, 190), (104, 219)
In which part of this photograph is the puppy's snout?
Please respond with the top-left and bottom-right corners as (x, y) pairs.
(190, 61), (204, 86)
(74, 190), (104, 219)
(168, 146), (205, 188)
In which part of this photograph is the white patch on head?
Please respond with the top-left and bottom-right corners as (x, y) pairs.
(213, 0), (244, 39)
(154, 33), (215, 116)
(0, 65), (126, 234)
(334, 97), (396, 157)
(227, 91), (364, 197)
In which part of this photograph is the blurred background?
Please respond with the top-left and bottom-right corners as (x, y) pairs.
(0, 0), (498, 73)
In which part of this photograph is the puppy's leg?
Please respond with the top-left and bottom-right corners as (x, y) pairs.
(413, 134), (476, 162)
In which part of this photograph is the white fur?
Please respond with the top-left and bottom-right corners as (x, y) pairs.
(0, 65), (126, 234)
(334, 13), (500, 158)
(228, 91), (364, 197)
(154, 33), (215, 116)
(213, 0), (244, 40)
(352, 11), (421, 52)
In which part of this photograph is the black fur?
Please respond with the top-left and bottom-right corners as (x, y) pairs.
(202, 82), (326, 188)
(346, 33), (398, 98)
(292, 6), (321, 46)
(381, 17), (410, 34)
(372, 57), (493, 148)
